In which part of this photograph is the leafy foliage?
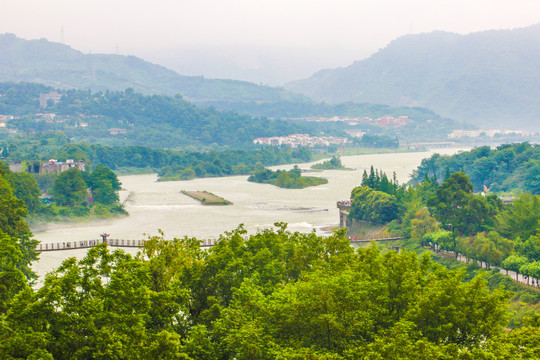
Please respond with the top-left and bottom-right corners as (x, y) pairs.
(0, 82), (313, 148)
(248, 166), (328, 189)
(428, 172), (497, 236)
(411, 143), (540, 194)
(50, 168), (88, 207)
(0, 226), (526, 359)
(311, 156), (348, 170)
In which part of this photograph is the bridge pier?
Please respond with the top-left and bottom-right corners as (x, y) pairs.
(339, 210), (349, 228)
(337, 201), (351, 229)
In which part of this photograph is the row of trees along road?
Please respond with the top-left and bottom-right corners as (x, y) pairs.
(349, 162), (540, 284)
(408, 172), (538, 283)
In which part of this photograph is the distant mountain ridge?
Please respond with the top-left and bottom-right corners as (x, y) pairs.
(285, 24), (540, 130)
(0, 33), (308, 104)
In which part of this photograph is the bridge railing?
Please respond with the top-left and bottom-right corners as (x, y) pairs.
(36, 239), (105, 251)
(36, 237), (221, 251)
(349, 234), (404, 243)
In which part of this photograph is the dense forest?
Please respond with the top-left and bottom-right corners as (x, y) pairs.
(195, 97), (448, 122)
(410, 143), (540, 194)
(1, 135), (316, 180)
(248, 166), (328, 189)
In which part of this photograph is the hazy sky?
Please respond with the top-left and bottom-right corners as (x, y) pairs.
(2, 0), (540, 84)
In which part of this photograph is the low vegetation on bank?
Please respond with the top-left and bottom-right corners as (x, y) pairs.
(248, 165), (328, 189)
(0, 162), (126, 224)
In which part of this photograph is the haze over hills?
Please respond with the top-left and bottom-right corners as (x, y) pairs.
(0, 33), (456, 127)
(0, 33), (309, 105)
(285, 24), (540, 131)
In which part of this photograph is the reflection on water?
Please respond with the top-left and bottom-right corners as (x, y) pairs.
(32, 149), (466, 276)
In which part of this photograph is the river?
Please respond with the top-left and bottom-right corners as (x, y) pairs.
(32, 148), (465, 278)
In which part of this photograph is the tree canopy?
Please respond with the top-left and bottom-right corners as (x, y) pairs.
(0, 226), (528, 359)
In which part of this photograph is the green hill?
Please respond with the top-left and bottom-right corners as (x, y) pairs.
(0, 33), (308, 104)
(285, 24), (540, 131)
(0, 34), (458, 132)
(0, 83), (312, 148)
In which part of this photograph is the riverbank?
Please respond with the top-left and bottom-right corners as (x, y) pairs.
(28, 205), (128, 230)
(32, 148), (469, 277)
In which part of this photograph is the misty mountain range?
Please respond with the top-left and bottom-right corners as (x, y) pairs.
(0, 33), (307, 105)
(2, 25), (540, 131)
(286, 24), (540, 130)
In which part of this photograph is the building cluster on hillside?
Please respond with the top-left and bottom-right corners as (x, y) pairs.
(0, 115), (14, 122)
(0, 115), (15, 129)
(8, 159), (86, 174)
(108, 128), (129, 135)
(39, 91), (63, 108)
(375, 115), (410, 127)
(253, 134), (349, 148)
(39, 159), (86, 174)
(286, 115), (411, 127)
(448, 129), (534, 138)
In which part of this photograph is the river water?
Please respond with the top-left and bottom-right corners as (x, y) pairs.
(32, 149), (465, 278)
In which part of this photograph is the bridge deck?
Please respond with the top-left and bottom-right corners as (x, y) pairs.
(36, 238), (219, 251)
(36, 235), (404, 252)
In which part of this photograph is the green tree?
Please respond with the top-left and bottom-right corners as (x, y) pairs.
(350, 186), (398, 223)
(519, 261), (540, 284)
(0, 232), (28, 312)
(429, 172), (494, 236)
(5, 171), (42, 214)
(90, 178), (118, 205)
(410, 208), (440, 245)
(51, 168), (88, 207)
(0, 174), (38, 283)
(502, 254), (528, 280)
(87, 165), (122, 192)
(496, 192), (540, 241)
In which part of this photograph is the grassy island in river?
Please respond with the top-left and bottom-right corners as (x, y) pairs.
(248, 166), (328, 189)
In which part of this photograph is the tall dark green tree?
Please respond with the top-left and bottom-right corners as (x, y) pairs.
(0, 174), (38, 283)
(87, 165), (122, 205)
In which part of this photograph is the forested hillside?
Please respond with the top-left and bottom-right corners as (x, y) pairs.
(194, 97), (446, 121)
(0, 34), (308, 104)
(286, 24), (540, 130)
(0, 35), (459, 137)
(1, 138), (315, 181)
(0, 83), (312, 148)
(410, 143), (540, 194)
